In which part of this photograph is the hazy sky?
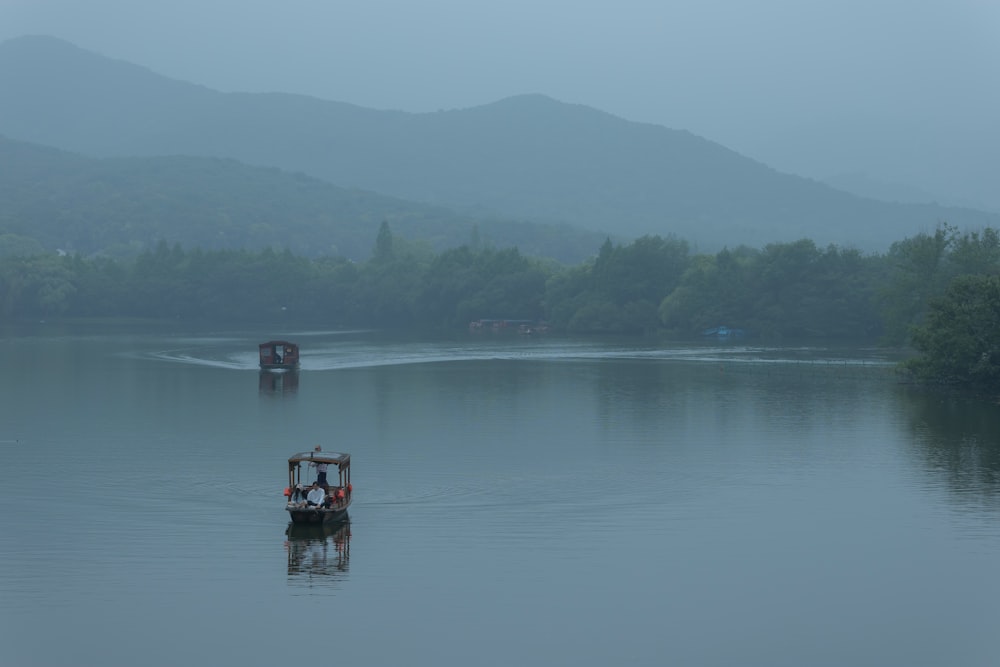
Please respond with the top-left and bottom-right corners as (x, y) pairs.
(3, 0), (999, 208)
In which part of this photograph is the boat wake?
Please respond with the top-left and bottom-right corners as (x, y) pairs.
(136, 337), (898, 372)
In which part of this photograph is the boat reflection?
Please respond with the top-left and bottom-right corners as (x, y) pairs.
(259, 369), (299, 394)
(284, 519), (351, 587)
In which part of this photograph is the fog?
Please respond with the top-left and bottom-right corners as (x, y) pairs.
(3, 0), (998, 210)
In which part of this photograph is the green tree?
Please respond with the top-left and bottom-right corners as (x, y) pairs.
(373, 220), (394, 263)
(555, 235), (690, 333)
(417, 246), (547, 328)
(658, 246), (758, 336)
(0, 254), (78, 318)
(949, 227), (1000, 277)
(879, 224), (956, 345)
(0, 234), (45, 257)
(906, 274), (1000, 387)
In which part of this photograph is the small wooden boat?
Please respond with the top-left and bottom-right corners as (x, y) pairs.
(259, 340), (300, 370)
(284, 450), (352, 524)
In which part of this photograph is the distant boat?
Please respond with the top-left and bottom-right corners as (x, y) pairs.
(469, 319), (549, 333)
(259, 340), (300, 370)
(284, 450), (352, 525)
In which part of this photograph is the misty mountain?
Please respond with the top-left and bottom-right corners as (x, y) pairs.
(820, 171), (996, 213)
(2, 35), (998, 252)
(0, 135), (607, 262)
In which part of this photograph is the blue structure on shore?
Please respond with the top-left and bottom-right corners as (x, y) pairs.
(702, 326), (746, 339)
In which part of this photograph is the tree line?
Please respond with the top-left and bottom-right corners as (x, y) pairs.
(3, 222), (999, 386)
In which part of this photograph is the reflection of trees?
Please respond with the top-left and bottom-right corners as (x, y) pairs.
(593, 357), (896, 433)
(285, 520), (351, 587)
(904, 389), (1000, 501)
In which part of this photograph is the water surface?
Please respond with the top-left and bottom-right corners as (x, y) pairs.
(1, 327), (998, 667)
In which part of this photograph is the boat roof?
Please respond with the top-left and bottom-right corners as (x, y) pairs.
(261, 340), (298, 347)
(288, 451), (350, 466)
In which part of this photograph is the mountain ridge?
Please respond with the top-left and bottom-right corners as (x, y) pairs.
(1, 35), (997, 252)
(0, 134), (609, 262)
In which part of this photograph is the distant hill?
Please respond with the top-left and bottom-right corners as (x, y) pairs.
(0, 136), (608, 262)
(820, 171), (997, 213)
(2, 35), (998, 252)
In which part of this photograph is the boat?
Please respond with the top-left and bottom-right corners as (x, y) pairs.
(259, 340), (300, 370)
(469, 319), (549, 333)
(284, 450), (352, 524)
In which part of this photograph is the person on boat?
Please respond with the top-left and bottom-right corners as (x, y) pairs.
(306, 481), (326, 507)
(310, 445), (329, 487)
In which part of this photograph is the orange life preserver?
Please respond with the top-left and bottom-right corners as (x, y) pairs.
(283, 487), (291, 497)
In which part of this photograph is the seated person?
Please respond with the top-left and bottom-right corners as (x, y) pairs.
(305, 481), (326, 507)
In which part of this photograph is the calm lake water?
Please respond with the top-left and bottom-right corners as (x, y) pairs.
(1, 326), (999, 667)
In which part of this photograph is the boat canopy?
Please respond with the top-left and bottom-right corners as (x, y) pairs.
(288, 451), (350, 467)
(261, 340), (297, 348)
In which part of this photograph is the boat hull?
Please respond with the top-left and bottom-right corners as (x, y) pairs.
(285, 518), (350, 540)
(287, 505), (350, 525)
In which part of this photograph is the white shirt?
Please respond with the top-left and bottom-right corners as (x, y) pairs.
(306, 487), (326, 505)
